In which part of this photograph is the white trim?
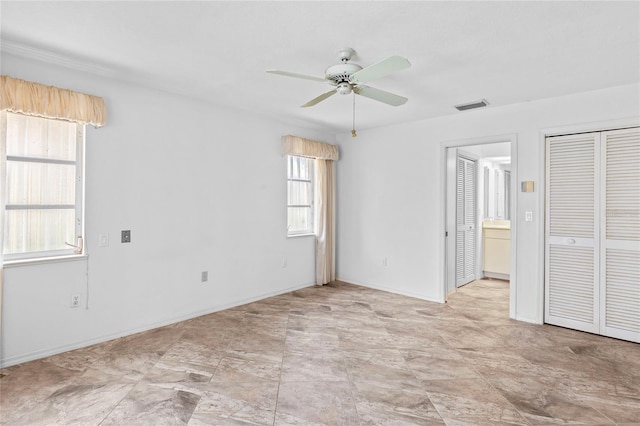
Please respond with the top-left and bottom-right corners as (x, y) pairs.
(1, 39), (116, 78)
(541, 116), (640, 138)
(0, 280), (316, 368)
(440, 133), (518, 318)
(508, 137), (518, 319)
(3, 254), (88, 268)
(484, 272), (509, 280)
(77, 124), (86, 255)
(286, 233), (315, 239)
(336, 277), (440, 303)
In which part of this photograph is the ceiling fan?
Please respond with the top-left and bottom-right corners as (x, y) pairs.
(266, 48), (411, 108)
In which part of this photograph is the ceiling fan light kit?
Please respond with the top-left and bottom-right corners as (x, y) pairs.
(266, 47), (411, 135)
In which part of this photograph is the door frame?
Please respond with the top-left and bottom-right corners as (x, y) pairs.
(441, 134), (518, 319)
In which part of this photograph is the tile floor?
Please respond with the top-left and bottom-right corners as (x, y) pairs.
(1, 279), (639, 425)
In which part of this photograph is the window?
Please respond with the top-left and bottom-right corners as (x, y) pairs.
(287, 155), (314, 235)
(2, 111), (85, 260)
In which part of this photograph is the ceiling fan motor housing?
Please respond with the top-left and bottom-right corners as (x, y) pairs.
(325, 62), (363, 92)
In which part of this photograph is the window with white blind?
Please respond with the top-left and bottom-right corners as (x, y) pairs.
(2, 111), (85, 260)
(287, 155), (314, 236)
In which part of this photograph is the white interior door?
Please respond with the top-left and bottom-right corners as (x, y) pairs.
(456, 154), (477, 287)
(546, 127), (639, 343)
(600, 128), (640, 342)
(545, 133), (600, 333)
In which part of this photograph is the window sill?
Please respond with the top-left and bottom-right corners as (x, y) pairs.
(287, 233), (316, 239)
(3, 254), (88, 268)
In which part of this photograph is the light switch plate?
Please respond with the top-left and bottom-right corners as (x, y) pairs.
(525, 211), (533, 222)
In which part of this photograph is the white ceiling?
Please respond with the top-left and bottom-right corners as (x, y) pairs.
(1, 1), (639, 133)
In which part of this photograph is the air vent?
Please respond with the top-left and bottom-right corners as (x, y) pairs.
(455, 99), (489, 111)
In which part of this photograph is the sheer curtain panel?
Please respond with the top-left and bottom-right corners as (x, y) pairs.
(282, 135), (339, 286)
(0, 112), (5, 347)
(314, 158), (336, 285)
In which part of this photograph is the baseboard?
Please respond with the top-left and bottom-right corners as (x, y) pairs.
(514, 314), (543, 325)
(483, 272), (510, 281)
(0, 281), (315, 368)
(336, 277), (443, 304)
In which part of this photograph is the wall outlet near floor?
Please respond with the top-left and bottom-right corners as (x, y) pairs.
(201, 271), (208, 282)
(71, 293), (81, 308)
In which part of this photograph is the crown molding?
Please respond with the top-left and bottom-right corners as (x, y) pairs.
(0, 37), (185, 98)
(1, 38), (117, 78)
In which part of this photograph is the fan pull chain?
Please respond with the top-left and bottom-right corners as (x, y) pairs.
(351, 91), (357, 137)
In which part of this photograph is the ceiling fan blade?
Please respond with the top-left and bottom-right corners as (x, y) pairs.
(353, 85), (408, 106)
(301, 89), (337, 107)
(349, 55), (411, 84)
(266, 69), (326, 82)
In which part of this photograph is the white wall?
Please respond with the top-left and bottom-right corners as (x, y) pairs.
(1, 53), (331, 367)
(335, 83), (639, 323)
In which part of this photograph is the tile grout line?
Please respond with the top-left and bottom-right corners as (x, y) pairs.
(271, 296), (293, 426)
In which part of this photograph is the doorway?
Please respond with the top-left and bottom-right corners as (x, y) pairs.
(443, 135), (517, 318)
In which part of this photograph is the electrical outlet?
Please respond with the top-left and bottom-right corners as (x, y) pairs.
(99, 233), (109, 247)
(201, 271), (208, 282)
(71, 293), (81, 308)
(121, 230), (131, 243)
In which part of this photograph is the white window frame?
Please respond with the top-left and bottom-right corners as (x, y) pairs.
(287, 154), (314, 237)
(1, 111), (85, 262)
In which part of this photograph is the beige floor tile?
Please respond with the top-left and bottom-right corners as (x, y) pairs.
(275, 381), (358, 425)
(423, 378), (529, 425)
(190, 379), (278, 425)
(2, 279), (638, 426)
(100, 382), (200, 425)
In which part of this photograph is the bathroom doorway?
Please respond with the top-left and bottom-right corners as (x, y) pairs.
(444, 137), (515, 316)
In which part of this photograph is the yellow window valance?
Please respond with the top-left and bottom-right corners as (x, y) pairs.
(281, 135), (339, 161)
(1, 75), (106, 127)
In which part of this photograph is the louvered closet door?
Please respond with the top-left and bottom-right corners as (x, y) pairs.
(600, 128), (640, 342)
(545, 133), (600, 333)
(456, 155), (477, 287)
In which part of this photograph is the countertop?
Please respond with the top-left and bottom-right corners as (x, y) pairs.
(482, 220), (511, 230)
